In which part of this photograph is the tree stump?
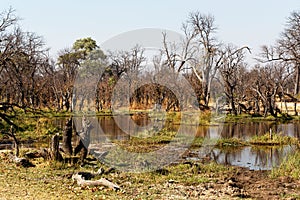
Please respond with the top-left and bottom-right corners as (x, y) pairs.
(74, 117), (92, 162)
(51, 133), (63, 162)
(62, 117), (73, 155)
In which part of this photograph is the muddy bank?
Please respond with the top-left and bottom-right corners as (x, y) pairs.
(147, 167), (300, 199)
(184, 167), (300, 199)
(1, 150), (299, 199)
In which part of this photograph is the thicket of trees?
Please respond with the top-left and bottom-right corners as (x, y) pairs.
(1, 8), (300, 119)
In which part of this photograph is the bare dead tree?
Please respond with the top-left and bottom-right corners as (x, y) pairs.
(249, 63), (290, 117)
(108, 45), (145, 78)
(62, 117), (73, 155)
(185, 12), (224, 107)
(0, 11), (50, 109)
(0, 7), (18, 33)
(219, 45), (251, 115)
(259, 11), (300, 115)
(107, 46), (145, 108)
(160, 30), (196, 73)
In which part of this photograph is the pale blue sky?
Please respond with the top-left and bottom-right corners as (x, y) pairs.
(1, 0), (299, 63)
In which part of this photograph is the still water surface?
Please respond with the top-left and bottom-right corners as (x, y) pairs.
(51, 115), (300, 170)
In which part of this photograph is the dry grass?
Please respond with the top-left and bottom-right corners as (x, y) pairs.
(0, 150), (234, 200)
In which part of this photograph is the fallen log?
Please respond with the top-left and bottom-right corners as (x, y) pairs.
(24, 148), (50, 159)
(12, 155), (35, 167)
(72, 173), (120, 191)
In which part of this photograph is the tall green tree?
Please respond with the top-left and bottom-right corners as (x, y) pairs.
(55, 37), (103, 111)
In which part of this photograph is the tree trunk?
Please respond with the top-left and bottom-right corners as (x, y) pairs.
(293, 65), (300, 115)
(62, 117), (73, 155)
(74, 117), (92, 162)
(203, 83), (209, 107)
(230, 96), (237, 115)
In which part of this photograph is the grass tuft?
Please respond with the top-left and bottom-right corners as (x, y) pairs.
(250, 132), (299, 146)
(270, 150), (300, 179)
